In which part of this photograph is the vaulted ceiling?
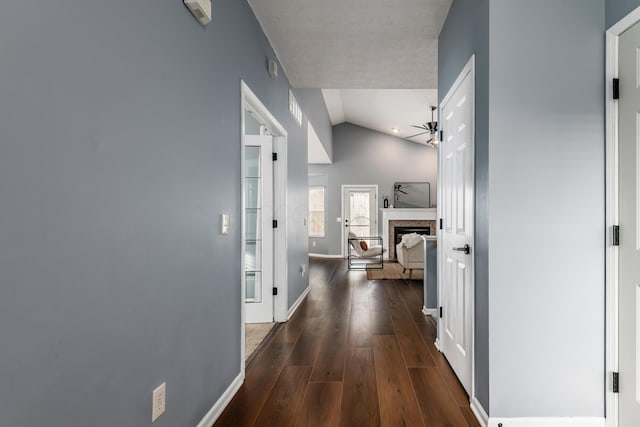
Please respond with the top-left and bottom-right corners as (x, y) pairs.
(248, 0), (452, 145)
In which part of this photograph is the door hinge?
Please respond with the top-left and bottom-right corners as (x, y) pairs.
(613, 78), (620, 100)
(273, 220), (278, 228)
(612, 225), (620, 246)
(439, 130), (443, 142)
(439, 306), (443, 318)
(272, 152), (278, 161)
(272, 287), (278, 296)
(612, 372), (619, 393)
(439, 218), (443, 230)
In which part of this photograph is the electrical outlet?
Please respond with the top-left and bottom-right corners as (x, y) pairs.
(312, 241), (316, 247)
(152, 383), (166, 422)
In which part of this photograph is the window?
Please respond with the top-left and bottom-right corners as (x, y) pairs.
(289, 90), (302, 126)
(309, 187), (325, 237)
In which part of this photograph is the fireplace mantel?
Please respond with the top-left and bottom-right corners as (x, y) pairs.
(380, 208), (437, 259)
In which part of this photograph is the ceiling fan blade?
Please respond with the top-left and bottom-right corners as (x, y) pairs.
(397, 190), (407, 194)
(411, 125), (427, 130)
(406, 131), (428, 139)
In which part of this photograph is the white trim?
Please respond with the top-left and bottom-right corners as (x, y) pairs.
(487, 418), (605, 427)
(195, 372), (243, 427)
(287, 286), (310, 320)
(273, 135), (289, 323)
(471, 397), (489, 427)
(340, 184), (379, 257)
(422, 306), (438, 318)
(604, 7), (640, 427)
(240, 81), (289, 374)
(309, 253), (343, 259)
(438, 54), (476, 403)
(434, 337), (442, 352)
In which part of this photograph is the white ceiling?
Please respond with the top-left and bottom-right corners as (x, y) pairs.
(248, 0), (451, 150)
(323, 89), (439, 144)
(247, 0), (452, 89)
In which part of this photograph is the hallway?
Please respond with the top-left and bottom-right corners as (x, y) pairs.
(215, 258), (480, 426)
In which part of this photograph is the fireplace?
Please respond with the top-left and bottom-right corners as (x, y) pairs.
(380, 208), (437, 260)
(387, 219), (436, 259)
(393, 226), (430, 259)
(394, 226), (430, 246)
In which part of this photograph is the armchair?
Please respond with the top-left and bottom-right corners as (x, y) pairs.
(347, 231), (385, 270)
(396, 233), (425, 279)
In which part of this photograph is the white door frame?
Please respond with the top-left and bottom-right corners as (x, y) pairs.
(340, 184), (378, 257)
(240, 80), (289, 376)
(437, 55), (477, 412)
(605, 6), (640, 426)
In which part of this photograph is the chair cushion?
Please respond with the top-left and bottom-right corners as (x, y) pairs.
(348, 232), (364, 256)
(362, 246), (383, 257)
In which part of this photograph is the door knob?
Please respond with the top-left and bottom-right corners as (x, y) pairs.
(453, 244), (470, 254)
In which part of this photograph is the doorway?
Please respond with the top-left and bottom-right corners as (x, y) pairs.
(341, 185), (378, 256)
(606, 10), (640, 426)
(240, 81), (288, 373)
(438, 55), (475, 397)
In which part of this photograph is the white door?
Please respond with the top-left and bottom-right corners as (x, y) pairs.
(342, 186), (377, 253)
(244, 135), (274, 323)
(619, 21), (640, 424)
(439, 58), (474, 395)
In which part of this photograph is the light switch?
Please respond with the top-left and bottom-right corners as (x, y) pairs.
(336, 217), (342, 223)
(221, 214), (229, 235)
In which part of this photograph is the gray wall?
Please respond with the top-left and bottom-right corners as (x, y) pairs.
(488, 0), (604, 417)
(440, 0), (606, 417)
(0, 0), (328, 425)
(309, 123), (437, 256)
(438, 0), (491, 410)
(607, 0), (640, 27)
(297, 89), (334, 161)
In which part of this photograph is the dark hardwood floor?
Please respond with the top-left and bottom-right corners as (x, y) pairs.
(214, 258), (480, 427)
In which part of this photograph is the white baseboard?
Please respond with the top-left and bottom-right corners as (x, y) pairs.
(308, 253), (343, 259)
(434, 338), (442, 352)
(471, 397), (489, 427)
(288, 286), (310, 320)
(196, 372), (243, 427)
(487, 417), (605, 427)
(422, 306), (438, 318)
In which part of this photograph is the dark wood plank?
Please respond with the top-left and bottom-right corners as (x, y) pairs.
(409, 306), (470, 406)
(296, 382), (343, 427)
(287, 326), (322, 366)
(434, 352), (471, 406)
(311, 335), (347, 381)
(460, 406), (483, 427)
(339, 348), (381, 427)
(252, 365), (312, 427)
(372, 335), (424, 427)
(214, 342), (294, 427)
(409, 367), (469, 427)
(272, 316), (306, 344)
(368, 283), (396, 335)
(384, 282), (435, 367)
(348, 301), (372, 347)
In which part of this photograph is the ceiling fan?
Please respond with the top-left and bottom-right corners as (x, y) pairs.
(406, 106), (438, 147)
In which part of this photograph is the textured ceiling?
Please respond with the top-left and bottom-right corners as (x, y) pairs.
(323, 89), (438, 145)
(248, 0), (452, 88)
